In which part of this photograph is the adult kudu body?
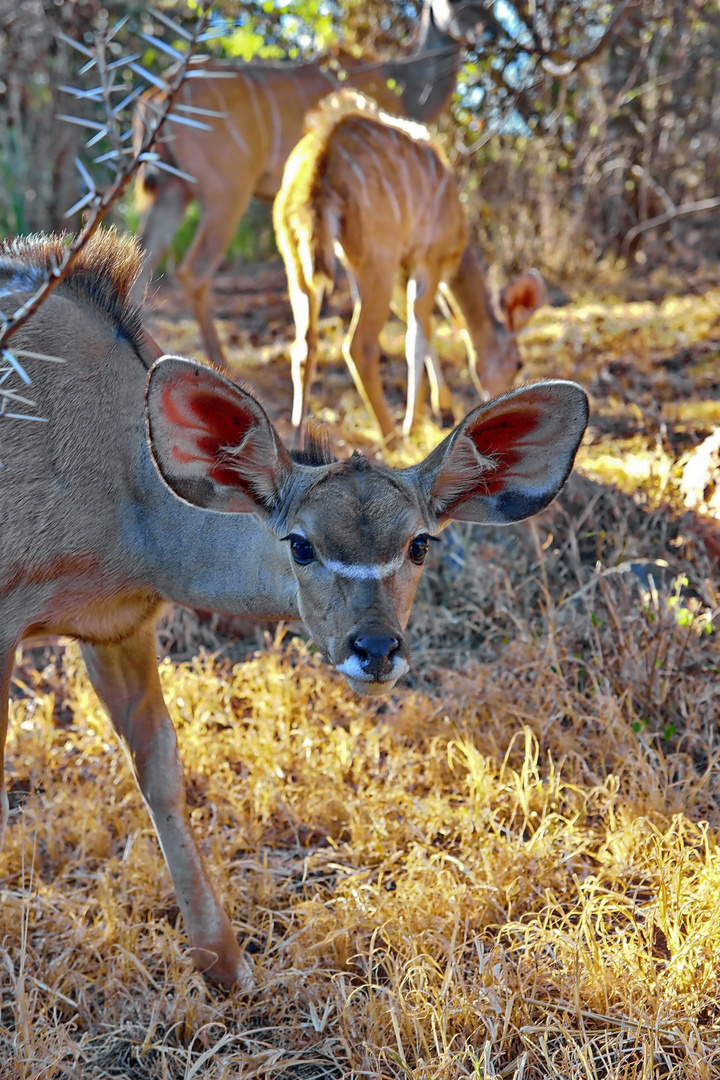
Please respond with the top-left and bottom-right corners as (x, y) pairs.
(274, 92), (546, 447)
(133, 0), (486, 368)
(0, 230), (588, 989)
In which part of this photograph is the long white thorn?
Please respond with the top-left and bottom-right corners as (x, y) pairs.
(112, 86), (144, 116)
(185, 69), (237, 79)
(147, 8), (194, 42)
(139, 155), (197, 183)
(85, 126), (110, 148)
(166, 112), (214, 131)
(175, 103), (226, 118)
(56, 114), (107, 131)
(11, 349), (66, 365)
(64, 190), (95, 218)
(128, 62), (167, 91)
(75, 156), (96, 194)
(107, 52), (141, 71)
(0, 389), (38, 408)
(56, 30), (94, 58)
(105, 14), (130, 43)
(1, 351), (31, 386)
(57, 85), (104, 101)
(140, 32), (186, 61)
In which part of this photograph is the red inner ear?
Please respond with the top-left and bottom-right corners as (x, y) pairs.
(502, 274), (545, 331)
(163, 378), (258, 489)
(465, 407), (541, 494)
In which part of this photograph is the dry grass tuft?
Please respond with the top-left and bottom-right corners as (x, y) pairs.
(3, 288), (720, 1078)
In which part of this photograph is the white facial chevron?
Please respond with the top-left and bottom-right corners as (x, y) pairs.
(288, 529), (407, 579)
(324, 556), (405, 580)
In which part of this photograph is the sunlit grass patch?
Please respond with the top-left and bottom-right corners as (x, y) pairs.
(578, 437), (678, 507)
(3, 532), (719, 1075)
(523, 290), (720, 365)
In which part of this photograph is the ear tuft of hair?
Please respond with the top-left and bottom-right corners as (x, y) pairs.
(347, 450), (371, 472)
(289, 420), (337, 466)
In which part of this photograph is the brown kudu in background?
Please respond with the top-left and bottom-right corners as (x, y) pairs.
(273, 92), (547, 447)
(132, 0), (487, 368)
(0, 229), (588, 989)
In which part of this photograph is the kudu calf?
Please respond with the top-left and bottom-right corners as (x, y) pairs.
(0, 230), (588, 989)
(274, 92), (546, 448)
(133, 0), (486, 368)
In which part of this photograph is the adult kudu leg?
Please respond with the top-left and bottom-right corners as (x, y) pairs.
(175, 181), (260, 370)
(80, 622), (253, 991)
(134, 177), (192, 303)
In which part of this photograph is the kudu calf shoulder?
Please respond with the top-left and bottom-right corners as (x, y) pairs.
(0, 229), (588, 989)
(134, 0), (487, 369)
(274, 91), (546, 448)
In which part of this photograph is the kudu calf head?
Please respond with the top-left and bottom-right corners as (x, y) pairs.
(442, 257), (548, 403)
(147, 358), (588, 695)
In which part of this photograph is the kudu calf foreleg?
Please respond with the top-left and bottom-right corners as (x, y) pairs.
(340, 260), (399, 446)
(284, 260), (324, 444)
(403, 270), (455, 437)
(80, 624), (253, 991)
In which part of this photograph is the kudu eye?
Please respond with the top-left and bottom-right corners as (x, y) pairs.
(409, 534), (431, 566)
(288, 534), (315, 566)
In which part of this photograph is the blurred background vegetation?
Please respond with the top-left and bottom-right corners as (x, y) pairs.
(1, 0), (718, 286)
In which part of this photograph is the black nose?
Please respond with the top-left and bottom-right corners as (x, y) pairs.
(350, 634), (400, 677)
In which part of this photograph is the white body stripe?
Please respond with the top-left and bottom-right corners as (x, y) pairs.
(258, 81), (281, 170)
(240, 75), (265, 151)
(379, 173), (401, 225)
(337, 146), (369, 207)
(430, 168), (449, 212)
(212, 85), (248, 153)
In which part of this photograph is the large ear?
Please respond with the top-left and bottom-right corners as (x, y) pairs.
(145, 355), (293, 516)
(501, 270), (546, 332)
(411, 380), (588, 525)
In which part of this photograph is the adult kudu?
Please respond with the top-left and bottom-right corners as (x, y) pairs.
(133, 0), (487, 369)
(0, 230), (588, 989)
(274, 91), (547, 448)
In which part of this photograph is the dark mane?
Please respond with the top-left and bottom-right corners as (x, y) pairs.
(0, 228), (145, 352)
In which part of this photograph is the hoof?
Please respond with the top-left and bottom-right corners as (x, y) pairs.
(191, 945), (256, 993)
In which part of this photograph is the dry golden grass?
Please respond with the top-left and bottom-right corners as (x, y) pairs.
(2, 285), (720, 1078)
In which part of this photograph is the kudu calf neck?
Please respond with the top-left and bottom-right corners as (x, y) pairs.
(273, 93), (546, 449)
(0, 228), (588, 989)
(134, 0), (485, 369)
